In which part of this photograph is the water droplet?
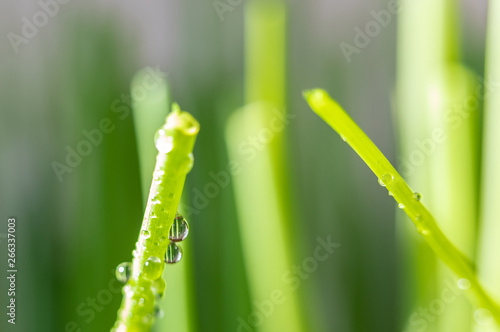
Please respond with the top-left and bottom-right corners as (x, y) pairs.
(165, 242), (183, 264)
(416, 226), (429, 236)
(141, 230), (151, 239)
(138, 297), (145, 306)
(143, 256), (163, 280)
(186, 153), (194, 172)
(155, 130), (174, 154)
(388, 191), (393, 196)
(115, 262), (132, 284)
(155, 306), (165, 319)
(398, 203), (405, 209)
(340, 135), (347, 142)
(159, 236), (167, 244)
(413, 192), (422, 201)
(457, 278), (471, 290)
(151, 278), (166, 298)
(380, 173), (394, 187)
(169, 213), (189, 242)
(474, 308), (493, 326)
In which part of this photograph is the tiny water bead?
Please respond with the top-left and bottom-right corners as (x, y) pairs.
(166, 242), (183, 264)
(457, 278), (471, 290)
(416, 226), (429, 236)
(141, 230), (151, 239)
(169, 213), (189, 242)
(474, 308), (494, 326)
(143, 256), (163, 280)
(413, 192), (422, 201)
(398, 203), (405, 209)
(186, 153), (195, 172)
(154, 306), (164, 319)
(116, 262), (132, 284)
(340, 135), (347, 142)
(151, 278), (166, 298)
(378, 173), (394, 187)
(154, 129), (174, 154)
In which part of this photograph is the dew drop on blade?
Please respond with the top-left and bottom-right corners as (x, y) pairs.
(413, 192), (422, 201)
(151, 278), (166, 298)
(143, 256), (163, 280)
(154, 130), (174, 154)
(340, 135), (347, 142)
(154, 306), (165, 319)
(378, 178), (386, 187)
(186, 153), (194, 173)
(398, 203), (405, 209)
(416, 226), (429, 236)
(457, 278), (471, 290)
(381, 173), (394, 186)
(165, 242), (183, 264)
(141, 229), (151, 239)
(169, 213), (189, 242)
(115, 262), (132, 284)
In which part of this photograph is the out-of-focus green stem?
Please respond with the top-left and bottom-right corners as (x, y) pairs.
(396, 0), (464, 330)
(304, 89), (500, 324)
(226, 103), (305, 332)
(131, 68), (170, 204)
(226, 1), (306, 331)
(477, 1), (500, 330)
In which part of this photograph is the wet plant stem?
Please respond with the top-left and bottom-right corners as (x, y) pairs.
(303, 89), (500, 324)
(112, 105), (199, 332)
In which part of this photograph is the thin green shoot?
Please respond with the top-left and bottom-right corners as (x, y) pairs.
(112, 104), (199, 331)
(303, 88), (500, 324)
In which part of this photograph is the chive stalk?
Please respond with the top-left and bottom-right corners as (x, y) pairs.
(303, 89), (500, 324)
(112, 105), (199, 331)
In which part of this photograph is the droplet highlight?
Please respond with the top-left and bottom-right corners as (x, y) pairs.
(413, 192), (422, 201)
(115, 262), (132, 284)
(155, 130), (174, 154)
(141, 230), (151, 239)
(143, 256), (163, 280)
(398, 203), (405, 209)
(169, 213), (189, 242)
(154, 306), (164, 319)
(165, 242), (183, 264)
(379, 173), (394, 187)
(151, 278), (166, 298)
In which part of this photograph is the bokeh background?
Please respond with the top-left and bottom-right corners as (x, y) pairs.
(0, 0), (492, 331)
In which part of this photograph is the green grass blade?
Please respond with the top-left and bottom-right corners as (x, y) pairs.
(130, 72), (195, 332)
(112, 105), (199, 331)
(225, 103), (306, 332)
(477, 0), (500, 330)
(303, 89), (500, 324)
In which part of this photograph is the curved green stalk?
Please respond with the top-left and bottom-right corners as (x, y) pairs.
(303, 89), (500, 324)
(112, 105), (199, 332)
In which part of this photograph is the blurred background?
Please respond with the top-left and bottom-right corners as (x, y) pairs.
(0, 0), (493, 331)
